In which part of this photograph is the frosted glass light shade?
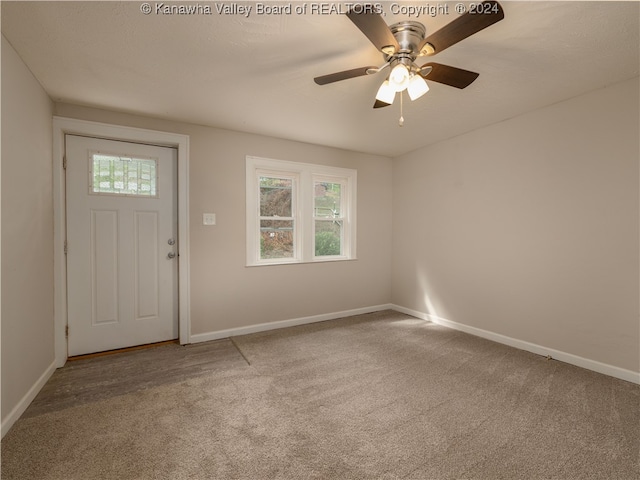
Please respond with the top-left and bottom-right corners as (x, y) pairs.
(389, 64), (410, 92)
(408, 75), (429, 101)
(375, 80), (395, 104)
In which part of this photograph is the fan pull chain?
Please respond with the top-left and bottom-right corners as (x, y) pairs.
(399, 91), (404, 127)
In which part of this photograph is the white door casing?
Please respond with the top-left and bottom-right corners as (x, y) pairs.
(65, 135), (178, 356)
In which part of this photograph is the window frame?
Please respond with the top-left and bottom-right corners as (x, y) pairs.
(246, 156), (357, 266)
(256, 169), (300, 264)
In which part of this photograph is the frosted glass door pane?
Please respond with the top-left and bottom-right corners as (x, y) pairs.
(91, 153), (158, 197)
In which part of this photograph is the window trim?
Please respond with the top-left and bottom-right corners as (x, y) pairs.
(246, 156), (357, 266)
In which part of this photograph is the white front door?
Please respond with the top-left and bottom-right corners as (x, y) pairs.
(65, 135), (178, 356)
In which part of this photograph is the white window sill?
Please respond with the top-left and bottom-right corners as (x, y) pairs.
(246, 257), (357, 268)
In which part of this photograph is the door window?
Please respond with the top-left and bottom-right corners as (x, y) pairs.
(89, 152), (158, 197)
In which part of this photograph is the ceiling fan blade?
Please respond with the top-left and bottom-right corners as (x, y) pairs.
(314, 66), (377, 85)
(346, 6), (400, 55)
(419, 62), (479, 89)
(418, 1), (504, 55)
(373, 100), (392, 109)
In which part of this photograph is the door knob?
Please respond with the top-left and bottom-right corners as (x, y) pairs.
(167, 252), (176, 259)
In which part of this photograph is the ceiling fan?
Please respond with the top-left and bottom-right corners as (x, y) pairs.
(314, 1), (504, 112)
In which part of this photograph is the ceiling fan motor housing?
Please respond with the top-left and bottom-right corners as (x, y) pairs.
(386, 21), (427, 62)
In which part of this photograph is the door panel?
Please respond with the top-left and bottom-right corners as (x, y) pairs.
(66, 135), (178, 356)
(91, 209), (119, 325)
(135, 211), (160, 320)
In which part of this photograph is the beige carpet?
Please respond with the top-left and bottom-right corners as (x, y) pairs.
(2, 310), (639, 479)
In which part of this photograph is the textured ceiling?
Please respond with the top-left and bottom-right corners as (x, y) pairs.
(2, 1), (639, 157)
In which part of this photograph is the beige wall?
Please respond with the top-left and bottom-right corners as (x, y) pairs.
(2, 32), (637, 435)
(392, 77), (640, 372)
(1, 36), (55, 421)
(54, 103), (394, 335)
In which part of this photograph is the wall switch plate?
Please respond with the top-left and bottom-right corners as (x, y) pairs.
(203, 213), (216, 226)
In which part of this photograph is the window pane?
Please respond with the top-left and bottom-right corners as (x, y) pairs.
(314, 182), (341, 218)
(260, 220), (294, 259)
(260, 177), (292, 217)
(92, 154), (157, 197)
(315, 220), (342, 256)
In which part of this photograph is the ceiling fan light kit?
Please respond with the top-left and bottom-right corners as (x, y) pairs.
(408, 75), (429, 101)
(375, 80), (395, 105)
(314, 1), (505, 125)
(389, 62), (411, 92)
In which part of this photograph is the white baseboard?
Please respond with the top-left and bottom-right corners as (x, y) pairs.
(2, 305), (636, 440)
(1, 360), (57, 439)
(189, 304), (395, 344)
(191, 303), (639, 385)
(391, 304), (640, 385)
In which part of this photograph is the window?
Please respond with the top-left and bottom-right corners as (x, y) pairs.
(259, 175), (296, 260)
(314, 178), (345, 257)
(89, 151), (158, 197)
(246, 156), (356, 266)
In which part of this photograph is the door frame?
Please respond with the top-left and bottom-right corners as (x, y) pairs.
(53, 116), (190, 367)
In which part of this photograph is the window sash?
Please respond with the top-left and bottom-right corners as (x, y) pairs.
(254, 171), (299, 263)
(313, 176), (349, 259)
(259, 219), (295, 260)
(314, 218), (345, 257)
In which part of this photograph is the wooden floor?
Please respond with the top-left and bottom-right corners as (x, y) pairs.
(23, 338), (250, 419)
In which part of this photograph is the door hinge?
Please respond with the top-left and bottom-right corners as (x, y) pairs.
(64, 240), (68, 255)
(63, 155), (67, 170)
(65, 325), (69, 338)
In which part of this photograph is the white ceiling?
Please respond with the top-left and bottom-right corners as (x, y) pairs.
(2, 1), (639, 157)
